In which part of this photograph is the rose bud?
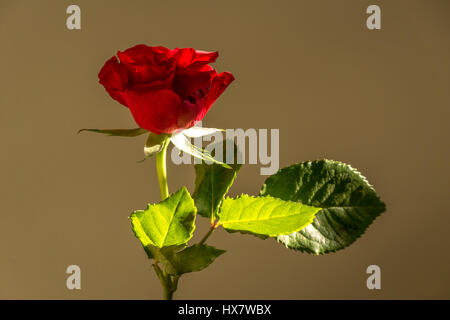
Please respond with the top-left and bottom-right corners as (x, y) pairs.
(98, 45), (234, 135)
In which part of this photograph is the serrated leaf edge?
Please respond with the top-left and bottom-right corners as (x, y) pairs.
(265, 159), (387, 255)
(218, 194), (321, 237)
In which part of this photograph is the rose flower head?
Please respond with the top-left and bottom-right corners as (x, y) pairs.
(98, 45), (234, 134)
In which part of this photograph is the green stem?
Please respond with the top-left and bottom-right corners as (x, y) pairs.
(199, 222), (218, 245)
(163, 286), (174, 300)
(162, 274), (177, 300)
(164, 275), (179, 300)
(156, 139), (169, 200)
(153, 263), (166, 287)
(154, 138), (179, 300)
(153, 263), (177, 300)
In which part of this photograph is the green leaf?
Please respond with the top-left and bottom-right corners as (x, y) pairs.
(218, 195), (321, 237)
(260, 159), (386, 254)
(170, 132), (231, 169)
(149, 244), (225, 275)
(193, 139), (242, 218)
(144, 244), (184, 264)
(130, 187), (196, 248)
(171, 244), (225, 275)
(78, 128), (148, 137)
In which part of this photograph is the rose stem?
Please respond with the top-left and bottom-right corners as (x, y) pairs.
(154, 137), (178, 299)
(155, 139), (170, 200)
(153, 263), (178, 300)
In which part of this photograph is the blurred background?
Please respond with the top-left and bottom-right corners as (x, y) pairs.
(0, 0), (449, 299)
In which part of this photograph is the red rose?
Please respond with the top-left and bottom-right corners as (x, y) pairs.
(98, 45), (234, 134)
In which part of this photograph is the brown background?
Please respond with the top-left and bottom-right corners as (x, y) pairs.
(0, 0), (449, 299)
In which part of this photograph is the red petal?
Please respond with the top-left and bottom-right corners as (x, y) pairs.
(98, 57), (129, 106)
(131, 72), (174, 92)
(117, 45), (175, 87)
(125, 89), (181, 134)
(126, 63), (174, 87)
(194, 50), (219, 63)
(173, 48), (218, 68)
(175, 72), (234, 129)
(117, 45), (172, 65)
(176, 99), (205, 130)
(204, 72), (235, 110)
(173, 68), (216, 99)
(107, 90), (129, 107)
